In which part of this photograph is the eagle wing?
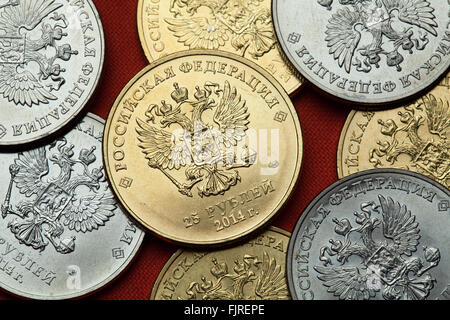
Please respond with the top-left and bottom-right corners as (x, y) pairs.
(420, 93), (450, 138)
(164, 17), (229, 50)
(62, 187), (115, 233)
(325, 7), (362, 74)
(0, 0), (62, 36)
(136, 118), (191, 170)
(213, 80), (250, 148)
(314, 266), (376, 300)
(0, 64), (57, 107)
(383, 0), (437, 36)
(379, 195), (420, 257)
(254, 252), (289, 300)
(13, 146), (50, 197)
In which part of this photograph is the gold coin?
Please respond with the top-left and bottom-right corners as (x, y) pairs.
(103, 50), (303, 246)
(150, 226), (291, 300)
(137, 0), (303, 95)
(337, 73), (449, 189)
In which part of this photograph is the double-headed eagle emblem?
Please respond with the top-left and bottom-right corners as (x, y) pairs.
(316, 195), (441, 300)
(136, 81), (255, 198)
(0, 0), (78, 107)
(185, 252), (289, 300)
(317, 0), (438, 73)
(166, 0), (276, 59)
(1, 139), (116, 254)
(370, 93), (449, 188)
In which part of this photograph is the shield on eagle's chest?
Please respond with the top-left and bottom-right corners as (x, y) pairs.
(366, 246), (406, 284)
(361, 1), (390, 28)
(193, 128), (224, 165)
(33, 183), (73, 221)
(414, 142), (450, 181)
(0, 36), (25, 64)
(219, 0), (250, 30)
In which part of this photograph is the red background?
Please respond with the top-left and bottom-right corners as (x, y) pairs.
(0, 0), (351, 300)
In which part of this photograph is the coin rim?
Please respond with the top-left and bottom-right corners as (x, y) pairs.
(0, 0), (106, 147)
(136, 0), (303, 95)
(103, 49), (303, 246)
(149, 226), (291, 300)
(272, 0), (450, 106)
(336, 110), (358, 179)
(0, 113), (145, 300)
(286, 168), (450, 300)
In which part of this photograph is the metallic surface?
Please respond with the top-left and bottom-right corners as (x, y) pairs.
(338, 73), (449, 189)
(137, 0), (303, 94)
(273, 0), (449, 106)
(0, 113), (144, 300)
(287, 169), (450, 300)
(103, 50), (303, 246)
(151, 226), (291, 300)
(0, 0), (104, 146)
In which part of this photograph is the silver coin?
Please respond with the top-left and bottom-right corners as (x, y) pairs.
(0, 0), (104, 146)
(287, 169), (450, 300)
(273, 0), (450, 106)
(0, 113), (144, 300)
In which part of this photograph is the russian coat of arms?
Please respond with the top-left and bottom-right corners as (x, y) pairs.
(136, 81), (256, 198)
(0, 0), (78, 107)
(166, 0), (276, 59)
(317, 0), (438, 73)
(316, 195), (441, 300)
(185, 252), (289, 300)
(370, 93), (449, 188)
(1, 138), (116, 254)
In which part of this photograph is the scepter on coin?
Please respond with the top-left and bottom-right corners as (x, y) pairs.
(1, 164), (21, 219)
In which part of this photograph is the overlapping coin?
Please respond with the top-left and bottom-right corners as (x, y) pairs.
(103, 50), (303, 246)
(0, 113), (144, 299)
(287, 169), (449, 300)
(0, 0), (104, 146)
(151, 227), (290, 300)
(273, 0), (449, 106)
(137, 0), (302, 94)
(338, 73), (449, 188)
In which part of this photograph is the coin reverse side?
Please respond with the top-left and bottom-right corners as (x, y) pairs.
(273, 0), (449, 106)
(151, 227), (291, 300)
(103, 50), (303, 246)
(0, 0), (104, 146)
(287, 169), (450, 300)
(337, 72), (449, 189)
(0, 113), (144, 299)
(137, 0), (303, 94)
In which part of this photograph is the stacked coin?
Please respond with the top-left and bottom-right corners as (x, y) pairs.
(0, 114), (144, 299)
(0, 0), (145, 299)
(151, 227), (291, 300)
(0, 0), (105, 147)
(272, 0), (449, 107)
(271, 0), (450, 301)
(103, 50), (303, 247)
(137, 0), (304, 95)
(287, 169), (449, 300)
(337, 73), (449, 188)
(120, 0), (308, 301)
